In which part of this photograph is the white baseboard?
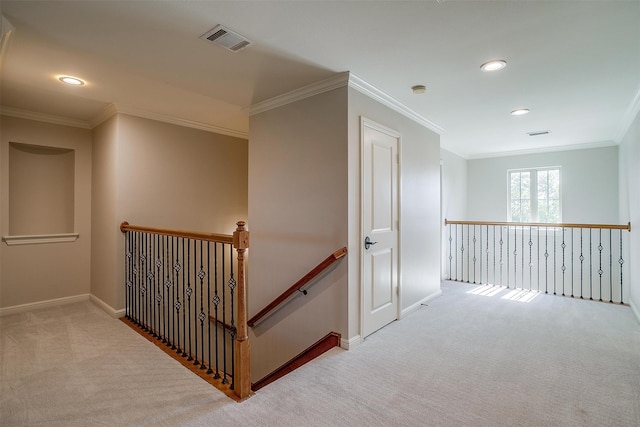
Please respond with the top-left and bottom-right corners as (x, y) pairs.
(0, 294), (90, 317)
(630, 299), (640, 325)
(89, 294), (126, 318)
(340, 335), (362, 350)
(400, 288), (443, 318)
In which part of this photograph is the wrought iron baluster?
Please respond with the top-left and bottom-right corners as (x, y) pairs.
(162, 236), (171, 343)
(193, 239), (200, 366)
(590, 229), (593, 300)
(145, 233), (151, 331)
(598, 229), (603, 302)
(460, 225), (465, 282)
(181, 238), (187, 356)
(126, 231), (130, 319)
(186, 239), (193, 361)
(479, 225), (482, 284)
(472, 225), (477, 284)
(609, 229), (613, 303)
(213, 243), (221, 379)
(579, 229), (584, 299)
(544, 227), (549, 294)
(521, 226), (525, 290)
(157, 235), (164, 339)
(222, 243), (228, 385)
(619, 229), (624, 304)
(467, 224), (470, 283)
(229, 243), (237, 390)
(455, 224), (459, 281)
(553, 229), (557, 295)
(499, 226), (504, 286)
(135, 232), (141, 325)
(493, 225), (496, 286)
(571, 228), (574, 298)
(197, 240), (206, 369)
(506, 226), (510, 288)
(174, 237), (182, 354)
(536, 226), (540, 292)
(513, 226), (517, 289)
(561, 227), (566, 297)
(207, 242), (213, 375)
(485, 225), (489, 285)
(169, 237), (176, 347)
(528, 226), (533, 291)
(448, 225), (453, 280)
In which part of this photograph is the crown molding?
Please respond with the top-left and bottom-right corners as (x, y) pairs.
(90, 103), (248, 139)
(1, 103), (248, 139)
(247, 72), (351, 116)
(614, 83), (640, 143)
(465, 140), (618, 160)
(248, 71), (445, 136)
(0, 106), (91, 129)
(347, 73), (444, 135)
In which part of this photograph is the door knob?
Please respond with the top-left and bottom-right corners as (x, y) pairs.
(364, 236), (378, 250)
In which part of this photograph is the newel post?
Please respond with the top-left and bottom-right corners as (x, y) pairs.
(233, 221), (251, 399)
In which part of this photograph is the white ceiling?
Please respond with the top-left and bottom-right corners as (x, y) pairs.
(1, 0), (639, 158)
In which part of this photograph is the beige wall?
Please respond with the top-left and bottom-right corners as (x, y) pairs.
(90, 113), (248, 310)
(348, 88), (442, 339)
(248, 88), (349, 381)
(90, 115), (119, 309)
(248, 81), (442, 381)
(1, 116), (92, 308)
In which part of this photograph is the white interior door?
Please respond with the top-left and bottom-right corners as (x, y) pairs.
(361, 118), (399, 338)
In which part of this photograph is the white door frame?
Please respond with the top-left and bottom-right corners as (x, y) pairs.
(360, 116), (401, 338)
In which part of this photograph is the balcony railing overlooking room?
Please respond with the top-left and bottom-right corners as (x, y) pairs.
(444, 220), (631, 304)
(120, 221), (251, 401)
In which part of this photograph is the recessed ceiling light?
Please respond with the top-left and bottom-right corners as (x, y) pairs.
(58, 76), (85, 86)
(480, 60), (507, 72)
(511, 108), (530, 116)
(411, 85), (427, 94)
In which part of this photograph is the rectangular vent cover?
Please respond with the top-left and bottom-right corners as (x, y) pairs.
(200, 24), (251, 52)
(527, 130), (551, 136)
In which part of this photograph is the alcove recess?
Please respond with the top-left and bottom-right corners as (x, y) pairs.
(3, 142), (78, 245)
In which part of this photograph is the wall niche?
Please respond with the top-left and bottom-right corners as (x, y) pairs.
(8, 142), (75, 238)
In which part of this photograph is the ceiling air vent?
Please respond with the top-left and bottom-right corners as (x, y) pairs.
(527, 130), (551, 137)
(200, 24), (251, 52)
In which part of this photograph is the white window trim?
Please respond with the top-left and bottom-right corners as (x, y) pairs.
(507, 166), (562, 223)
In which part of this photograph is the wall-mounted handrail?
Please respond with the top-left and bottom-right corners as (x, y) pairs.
(251, 331), (341, 391)
(445, 219), (631, 231)
(247, 247), (347, 327)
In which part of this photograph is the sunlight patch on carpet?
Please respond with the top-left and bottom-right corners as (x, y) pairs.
(465, 284), (540, 303)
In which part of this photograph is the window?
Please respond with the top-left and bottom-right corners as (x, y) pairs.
(508, 167), (560, 223)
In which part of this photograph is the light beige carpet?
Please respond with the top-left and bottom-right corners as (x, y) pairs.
(1, 281), (639, 426)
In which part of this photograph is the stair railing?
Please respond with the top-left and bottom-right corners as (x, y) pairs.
(120, 221), (251, 400)
(444, 219), (631, 303)
(247, 247), (347, 327)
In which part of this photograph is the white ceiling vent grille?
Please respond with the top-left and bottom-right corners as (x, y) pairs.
(527, 130), (552, 136)
(200, 25), (251, 52)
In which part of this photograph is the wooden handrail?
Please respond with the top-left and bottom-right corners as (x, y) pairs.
(119, 221), (234, 243)
(251, 331), (341, 391)
(445, 219), (631, 231)
(247, 247), (347, 327)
